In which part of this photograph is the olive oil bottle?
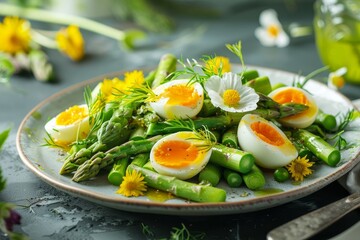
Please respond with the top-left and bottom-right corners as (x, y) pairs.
(314, 0), (360, 84)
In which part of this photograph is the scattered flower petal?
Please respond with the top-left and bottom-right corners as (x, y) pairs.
(204, 72), (259, 113)
(254, 9), (290, 48)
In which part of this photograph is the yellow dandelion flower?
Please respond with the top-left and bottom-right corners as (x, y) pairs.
(0, 17), (31, 54)
(117, 170), (147, 197)
(100, 77), (126, 102)
(205, 56), (231, 75)
(124, 70), (145, 88)
(56, 25), (84, 61)
(286, 156), (314, 182)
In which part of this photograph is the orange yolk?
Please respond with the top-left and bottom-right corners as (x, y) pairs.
(272, 88), (309, 105)
(251, 121), (285, 146)
(271, 88), (315, 120)
(159, 84), (201, 107)
(153, 140), (200, 168)
(56, 105), (88, 125)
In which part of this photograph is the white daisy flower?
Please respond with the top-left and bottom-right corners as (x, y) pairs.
(204, 72), (259, 113)
(254, 9), (290, 48)
(328, 67), (347, 90)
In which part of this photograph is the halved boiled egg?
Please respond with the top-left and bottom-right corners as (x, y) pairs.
(149, 131), (212, 180)
(238, 114), (298, 169)
(268, 86), (318, 128)
(44, 104), (90, 147)
(149, 79), (204, 119)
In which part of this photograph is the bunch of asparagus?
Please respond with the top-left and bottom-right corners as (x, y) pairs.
(56, 53), (342, 203)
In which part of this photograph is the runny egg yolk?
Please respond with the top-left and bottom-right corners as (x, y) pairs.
(271, 88), (312, 120)
(250, 121), (284, 146)
(270, 87), (318, 127)
(271, 88), (308, 105)
(158, 84), (201, 107)
(153, 140), (199, 168)
(56, 105), (88, 125)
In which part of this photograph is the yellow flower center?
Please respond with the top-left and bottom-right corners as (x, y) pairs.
(330, 75), (345, 89)
(223, 89), (240, 107)
(267, 24), (280, 37)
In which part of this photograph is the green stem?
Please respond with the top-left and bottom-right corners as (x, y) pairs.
(128, 164), (227, 202)
(31, 29), (58, 49)
(0, 3), (125, 40)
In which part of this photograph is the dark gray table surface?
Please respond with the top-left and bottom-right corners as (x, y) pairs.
(1, 1), (360, 239)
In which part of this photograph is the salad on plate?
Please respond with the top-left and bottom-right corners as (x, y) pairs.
(42, 41), (359, 203)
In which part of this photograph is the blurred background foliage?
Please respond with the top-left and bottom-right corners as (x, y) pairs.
(6, 0), (316, 33)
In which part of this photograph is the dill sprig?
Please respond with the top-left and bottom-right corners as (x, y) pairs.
(42, 131), (63, 149)
(163, 118), (217, 152)
(169, 223), (206, 240)
(337, 109), (355, 132)
(292, 66), (329, 88)
(226, 40), (245, 69)
(117, 83), (157, 108)
(169, 57), (210, 85)
(84, 86), (108, 137)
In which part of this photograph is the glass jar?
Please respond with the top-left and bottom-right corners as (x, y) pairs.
(314, 0), (360, 84)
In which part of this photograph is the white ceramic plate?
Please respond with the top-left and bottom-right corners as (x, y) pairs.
(16, 66), (360, 216)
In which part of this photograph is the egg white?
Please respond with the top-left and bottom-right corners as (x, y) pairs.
(238, 114), (298, 169)
(149, 131), (212, 180)
(268, 86), (319, 128)
(44, 104), (90, 146)
(150, 79), (204, 119)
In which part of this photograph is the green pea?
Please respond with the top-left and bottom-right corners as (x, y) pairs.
(274, 167), (290, 182)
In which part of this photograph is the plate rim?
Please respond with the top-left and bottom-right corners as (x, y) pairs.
(16, 65), (360, 215)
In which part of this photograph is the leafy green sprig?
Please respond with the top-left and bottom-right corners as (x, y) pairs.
(141, 223), (205, 240)
(292, 66), (329, 88)
(160, 118), (217, 152)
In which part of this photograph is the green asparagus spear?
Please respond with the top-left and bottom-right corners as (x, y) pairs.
(242, 165), (266, 190)
(198, 162), (222, 186)
(151, 53), (177, 88)
(146, 103), (308, 136)
(143, 161), (155, 171)
(210, 144), (255, 174)
(292, 129), (341, 167)
(240, 69), (259, 83)
(129, 126), (146, 141)
(221, 126), (239, 148)
(107, 157), (130, 186)
(130, 153), (150, 167)
(245, 76), (272, 95)
(60, 105), (133, 174)
(315, 110), (337, 131)
(223, 169), (243, 187)
(72, 135), (162, 182)
(128, 164), (227, 202)
(198, 98), (218, 117)
(61, 54), (173, 174)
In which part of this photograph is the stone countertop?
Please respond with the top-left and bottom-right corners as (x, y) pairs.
(1, 1), (360, 239)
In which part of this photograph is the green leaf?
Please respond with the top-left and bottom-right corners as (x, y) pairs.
(0, 54), (15, 82)
(0, 128), (11, 151)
